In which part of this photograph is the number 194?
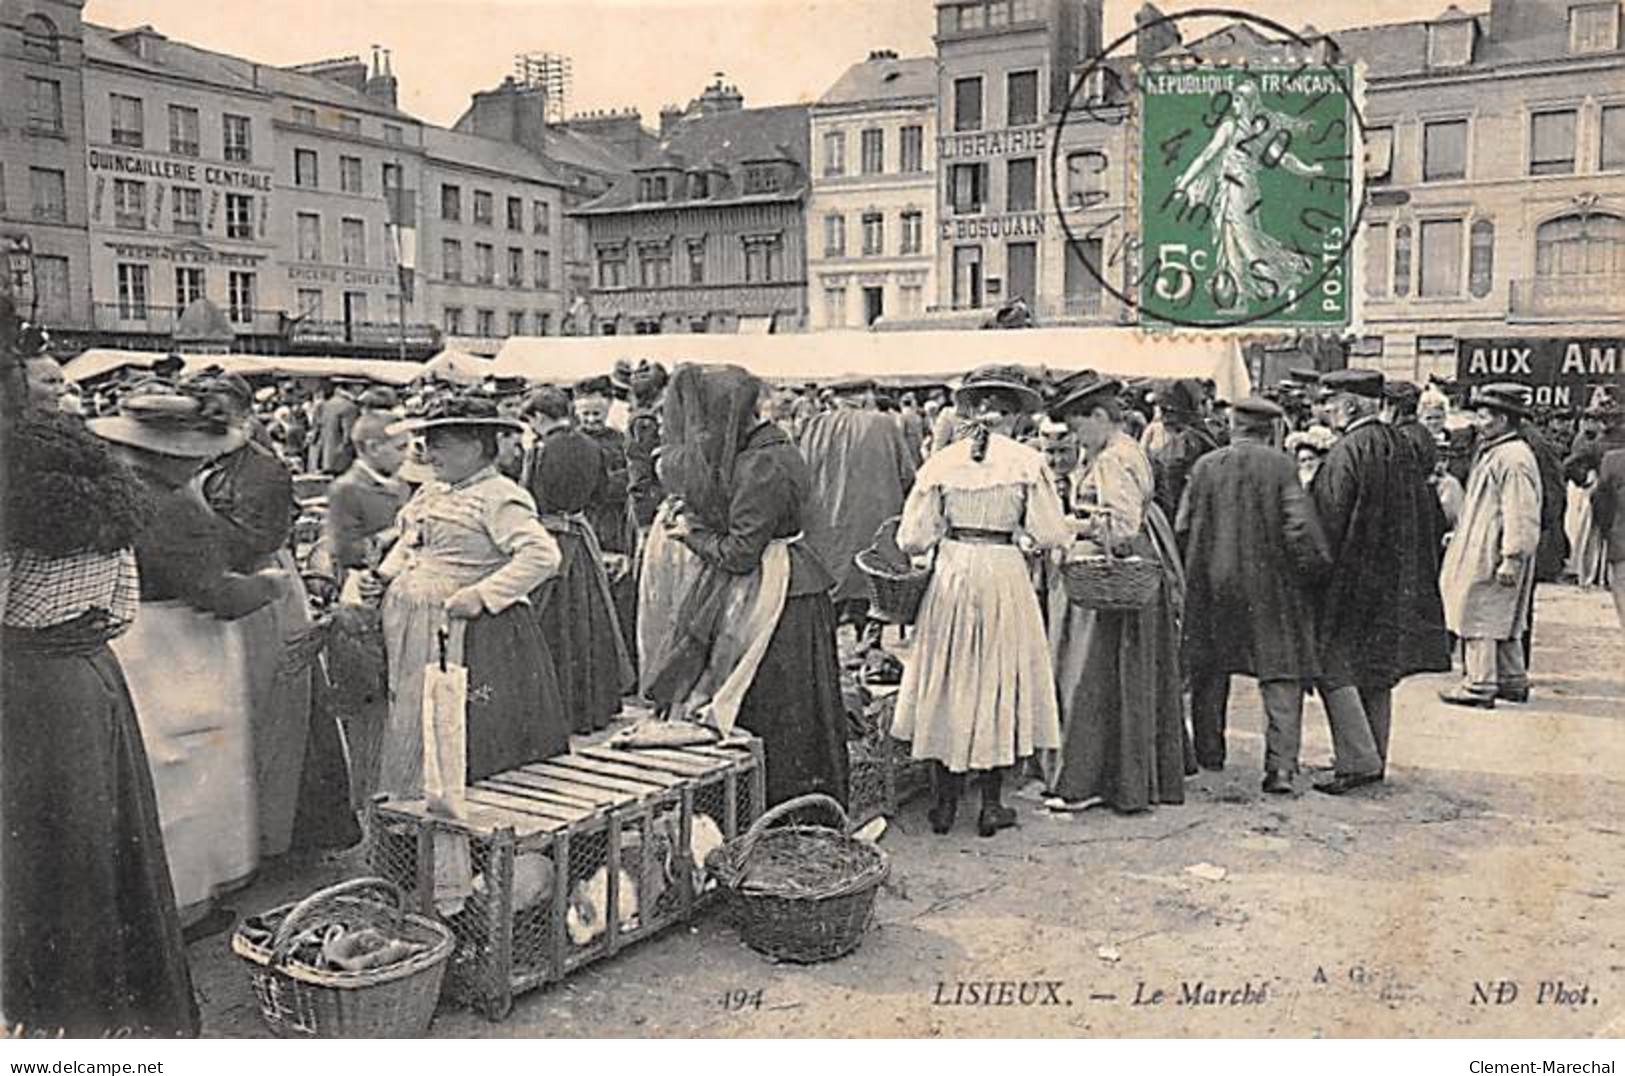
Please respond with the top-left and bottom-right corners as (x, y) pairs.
(721, 989), (764, 1011)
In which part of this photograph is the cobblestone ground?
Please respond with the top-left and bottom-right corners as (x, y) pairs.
(195, 584), (1625, 1038)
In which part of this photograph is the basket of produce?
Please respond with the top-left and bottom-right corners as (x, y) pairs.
(856, 517), (931, 626)
(231, 877), (455, 1038)
(1060, 512), (1161, 612)
(705, 793), (888, 964)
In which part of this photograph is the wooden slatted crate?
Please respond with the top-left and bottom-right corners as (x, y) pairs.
(368, 738), (765, 1021)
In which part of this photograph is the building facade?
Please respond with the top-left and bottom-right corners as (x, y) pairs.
(1333, 0), (1625, 398)
(2, 0), (93, 340)
(420, 127), (575, 354)
(807, 52), (938, 330)
(930, 0), (1131, 324)
(572, 79), (811, 335)
(80, 24), (281, 350)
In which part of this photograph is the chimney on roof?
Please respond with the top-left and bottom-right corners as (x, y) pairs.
(557, 108), (652, 163)
(1135, 3), (1182, 60)
(292, 55), (370, 92)
(455, 78), (548, 155)
(694, 73), (744, 115)
(659, 103), (685, 137)
(365, 45), (399, 107)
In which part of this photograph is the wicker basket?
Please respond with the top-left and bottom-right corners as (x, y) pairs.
(706, 793), (889, 964)
(231, 877), (454, 1038)
(1060, 515), (1162, 611)
(856, 548), (931, 626)
(847, 693), (931, 826)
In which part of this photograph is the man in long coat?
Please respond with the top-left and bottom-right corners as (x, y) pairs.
(1439, 384), (1543, 708)
(1150, 378), (1218, 526)
(1309, 369), (1451, 795)
(798, 378), (916, 628)
(1178, 398), (1330, 792)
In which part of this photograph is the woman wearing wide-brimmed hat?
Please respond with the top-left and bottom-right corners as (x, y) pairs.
(1045, 373), (1189, 815)
(2, 302), (200, 1036)
(93, 382), (288, 935)
(889, 365), (1072, 837)
(375, 395), (569, 797)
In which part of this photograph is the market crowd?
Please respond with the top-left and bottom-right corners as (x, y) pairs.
(5, 284), (1625, 1037)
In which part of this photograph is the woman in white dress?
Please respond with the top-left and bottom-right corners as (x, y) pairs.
(890, 367), (1072, 837)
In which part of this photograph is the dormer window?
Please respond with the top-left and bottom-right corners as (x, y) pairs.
(638, 175), (669, 202)
(1570, 2), (1620, 53)
(1427, 13), (1475, 68)
(690, 173), (709, 199)
(742, 165), (781, 195)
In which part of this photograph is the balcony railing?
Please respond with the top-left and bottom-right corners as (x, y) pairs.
(289, 318), (440, 350)
(92, 302), (283, 336)
(1510, 273), (1625, 318)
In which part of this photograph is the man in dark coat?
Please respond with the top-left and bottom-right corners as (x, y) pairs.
(1518, 421), (1570, 670)
(1385, 380), (1453, 665)
(1150, 378), (1219, 526)
(325, 412), (410, 579)
(1178, 398), (1331, 793)
(1589, 409), (1625, 633)
(315, 380), (360, 475)
(798, 378), (917, 629)
(1309, 369), (1451, 795)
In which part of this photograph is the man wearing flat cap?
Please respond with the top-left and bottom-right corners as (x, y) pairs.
(1438, 384), (1543, 708)
(1178, 397), (1331, 791)
(798, 377), (916, 631)
(1307, 368), (1450, 794)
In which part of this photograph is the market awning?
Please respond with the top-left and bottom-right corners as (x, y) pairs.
(737, 316), (773, 335)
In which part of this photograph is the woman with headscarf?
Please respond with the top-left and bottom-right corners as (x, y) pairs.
(376, 396), (568, 798)
(644, 364), (849, 808)
(186, 370), (318, 861)
(1, 302), (199, 1036)
(93, 382), (288, 934)
(889, 366), (1072, 837)
(1046, 374), (1190, 815)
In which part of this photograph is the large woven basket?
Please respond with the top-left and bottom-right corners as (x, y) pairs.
(231, 877), (455, 1038)
(856, 548), (931, 626)
(1061, 515), (1161, 612)
(706, 794), (889, 964)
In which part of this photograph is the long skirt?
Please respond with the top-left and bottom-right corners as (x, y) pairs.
(735, 592), (851, 808)
(324, 603), (389, 813)
(1566, 483), (1609, 588)
(381, 571), (569, 798)
(1, 639), (200, 1037)
(238, 549), (312, 858)
(890, 541), (1061, 774)
(111, 601), (259, 923)
(532, 529), (633, 733)
(1048, 538), (1187, 812)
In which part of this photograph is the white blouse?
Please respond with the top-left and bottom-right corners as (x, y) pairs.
(897, 434), (1072, 554)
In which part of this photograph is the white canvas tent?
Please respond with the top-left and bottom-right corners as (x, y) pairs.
(420, 347), (496, 385)
(488, 328), (1252, 401)
(63, 349), (427, 387)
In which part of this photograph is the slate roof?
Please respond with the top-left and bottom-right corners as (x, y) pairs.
(1172, 1), (1621, 82)
(84, 22), (416, 119)
(574, 103), (810, 215)
(422, 126), (570, 186)
(818, 55), (938, 107)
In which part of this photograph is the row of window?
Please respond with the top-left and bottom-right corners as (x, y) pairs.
(952, 70), (1041, 135)
(822, 125), (928, 178)
(287, 105), (400, 143)
(938, 0), (1041, 36)
(438, 184), (551, 233)
(439, 240), (553, 289)
(292, 149), (407, 197)
(1371, 105), (1625, 185)
(821, 281), (927, 327)
(441, 307), (552, 338)
(98, 178), (257, 239)
(945, 237), (1106, 312)
(1364, 212), (1625, 301)
(114, 263), (259, 323)
(821, 210), (926, 258)
(595, 236), (785, 288)
(105, 92), (254, 162)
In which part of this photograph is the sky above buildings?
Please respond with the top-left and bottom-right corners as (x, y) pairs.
(81, 0), (1453, 127)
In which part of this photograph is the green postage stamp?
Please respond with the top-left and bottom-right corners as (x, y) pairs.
(1138, 65), (1359, 331)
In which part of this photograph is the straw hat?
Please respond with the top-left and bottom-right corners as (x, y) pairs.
(87, 386), (248, 458)
(388, 393), (525, 436)
(953, 365), (1043, 414)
